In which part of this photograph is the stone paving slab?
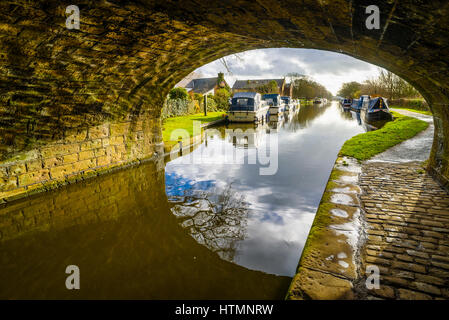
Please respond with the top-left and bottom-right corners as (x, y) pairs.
(357, 162), (449, 300)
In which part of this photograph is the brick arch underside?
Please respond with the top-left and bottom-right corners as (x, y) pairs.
(1, 0), (449, 201)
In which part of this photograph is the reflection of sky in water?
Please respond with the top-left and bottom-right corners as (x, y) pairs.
(165, 102), (364, 276)
(165, 172), (215, 198)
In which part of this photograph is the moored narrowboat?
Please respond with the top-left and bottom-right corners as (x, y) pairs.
(361, 97), (393, 122)
(350, 98), (362, 112)
(227, 92), (269, 123)
(340, 98), (352, 110)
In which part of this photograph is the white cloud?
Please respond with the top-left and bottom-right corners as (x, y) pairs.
(194, 48), (382, 95)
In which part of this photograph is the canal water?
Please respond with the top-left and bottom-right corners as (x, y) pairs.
(0, 102), (366, 299)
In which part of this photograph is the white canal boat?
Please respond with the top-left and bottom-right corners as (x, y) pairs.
(262, 93), (286, 119)
(227, 92), (269, 123)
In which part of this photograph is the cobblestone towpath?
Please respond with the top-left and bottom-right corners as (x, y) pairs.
(358, 162), (449, 299)
(357, 109), (449, 299)
(288, 109), (448, 300)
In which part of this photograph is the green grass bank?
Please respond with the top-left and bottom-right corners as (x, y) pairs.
(162, 112), (226, 147)
(339, 111), (429, 161)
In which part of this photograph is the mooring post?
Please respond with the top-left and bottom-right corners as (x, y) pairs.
(178, 140), (183, 156)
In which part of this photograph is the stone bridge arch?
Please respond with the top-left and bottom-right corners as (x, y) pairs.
(1, 0), (449, 201)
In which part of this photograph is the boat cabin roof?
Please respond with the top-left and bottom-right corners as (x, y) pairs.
(262, 93), (280, 99)
(368, 97), (388, 109)
(262, 93), (281, 106)
(232, 92), (260, 99)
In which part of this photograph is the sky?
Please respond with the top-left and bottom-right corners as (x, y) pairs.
(193, 48), (383, 96)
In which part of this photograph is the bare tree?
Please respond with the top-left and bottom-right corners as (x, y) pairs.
(219, 53), (244, 75)
(359, 68), (421, 99)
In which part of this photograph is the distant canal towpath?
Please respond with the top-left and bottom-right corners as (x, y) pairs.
(288, 109), (449, 300)
(368, 108), (434, 163)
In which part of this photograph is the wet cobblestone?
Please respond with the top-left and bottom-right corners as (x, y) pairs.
(359, 162), (449, 300)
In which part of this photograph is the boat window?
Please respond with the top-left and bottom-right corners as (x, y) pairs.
(230, 98), (256, 111)
(235, 98), (249, 106)
(264, 98), (276, 106)
(262, 95), (279, 106)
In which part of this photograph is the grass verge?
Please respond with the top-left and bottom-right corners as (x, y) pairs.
(339, 111), (429, 161)
(390, 106), (432, 116)
(162, 112), (225, 145)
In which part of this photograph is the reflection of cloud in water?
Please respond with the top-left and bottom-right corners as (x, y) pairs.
(260, 212), (284, 225)
(165, 171), (215, 199)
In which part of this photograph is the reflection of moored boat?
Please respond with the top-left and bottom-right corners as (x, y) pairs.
(227, 92), (269, 123)
(225, 122), (268, 148)
(269, 112), (285, 123)
(313, 98), (322, 104)
(268, 120), (282, 131)
(340, 98), (352, 111)
(282, 96), (299, 116)
(361, 97), (393, 122)
(351, 109), (391, 132)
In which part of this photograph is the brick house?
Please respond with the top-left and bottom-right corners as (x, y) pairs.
(232, 78), (286, 95)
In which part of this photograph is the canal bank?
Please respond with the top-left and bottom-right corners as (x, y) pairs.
(287, 109), (449, 300)
(286, 156), (364, 299)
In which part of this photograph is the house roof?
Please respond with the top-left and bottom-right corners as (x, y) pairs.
(185, 77), (219, 94)
(174, 71), (203, 88)
(232, 79), (285, 90)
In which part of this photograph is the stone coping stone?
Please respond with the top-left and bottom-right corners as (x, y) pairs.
(287, 157), (363, 300)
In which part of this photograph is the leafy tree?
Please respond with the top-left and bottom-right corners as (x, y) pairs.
(193, 93), (203, 102)
(213, 88), (231, 110)
(216, 72), (230, 91)
(256, 80), (279, 94)
(337, 82), (362, 98)
(293, 78), (332, 99)
(205, 94), (218, 111)
(169, 87), (189, 100)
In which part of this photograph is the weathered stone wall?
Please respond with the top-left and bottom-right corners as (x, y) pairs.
(0, 113), (163, 202)
(1, 0), (449, 193)
(0, 158), (166, 242)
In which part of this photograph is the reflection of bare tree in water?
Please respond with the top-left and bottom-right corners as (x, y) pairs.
(171, 183), (249, 261)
